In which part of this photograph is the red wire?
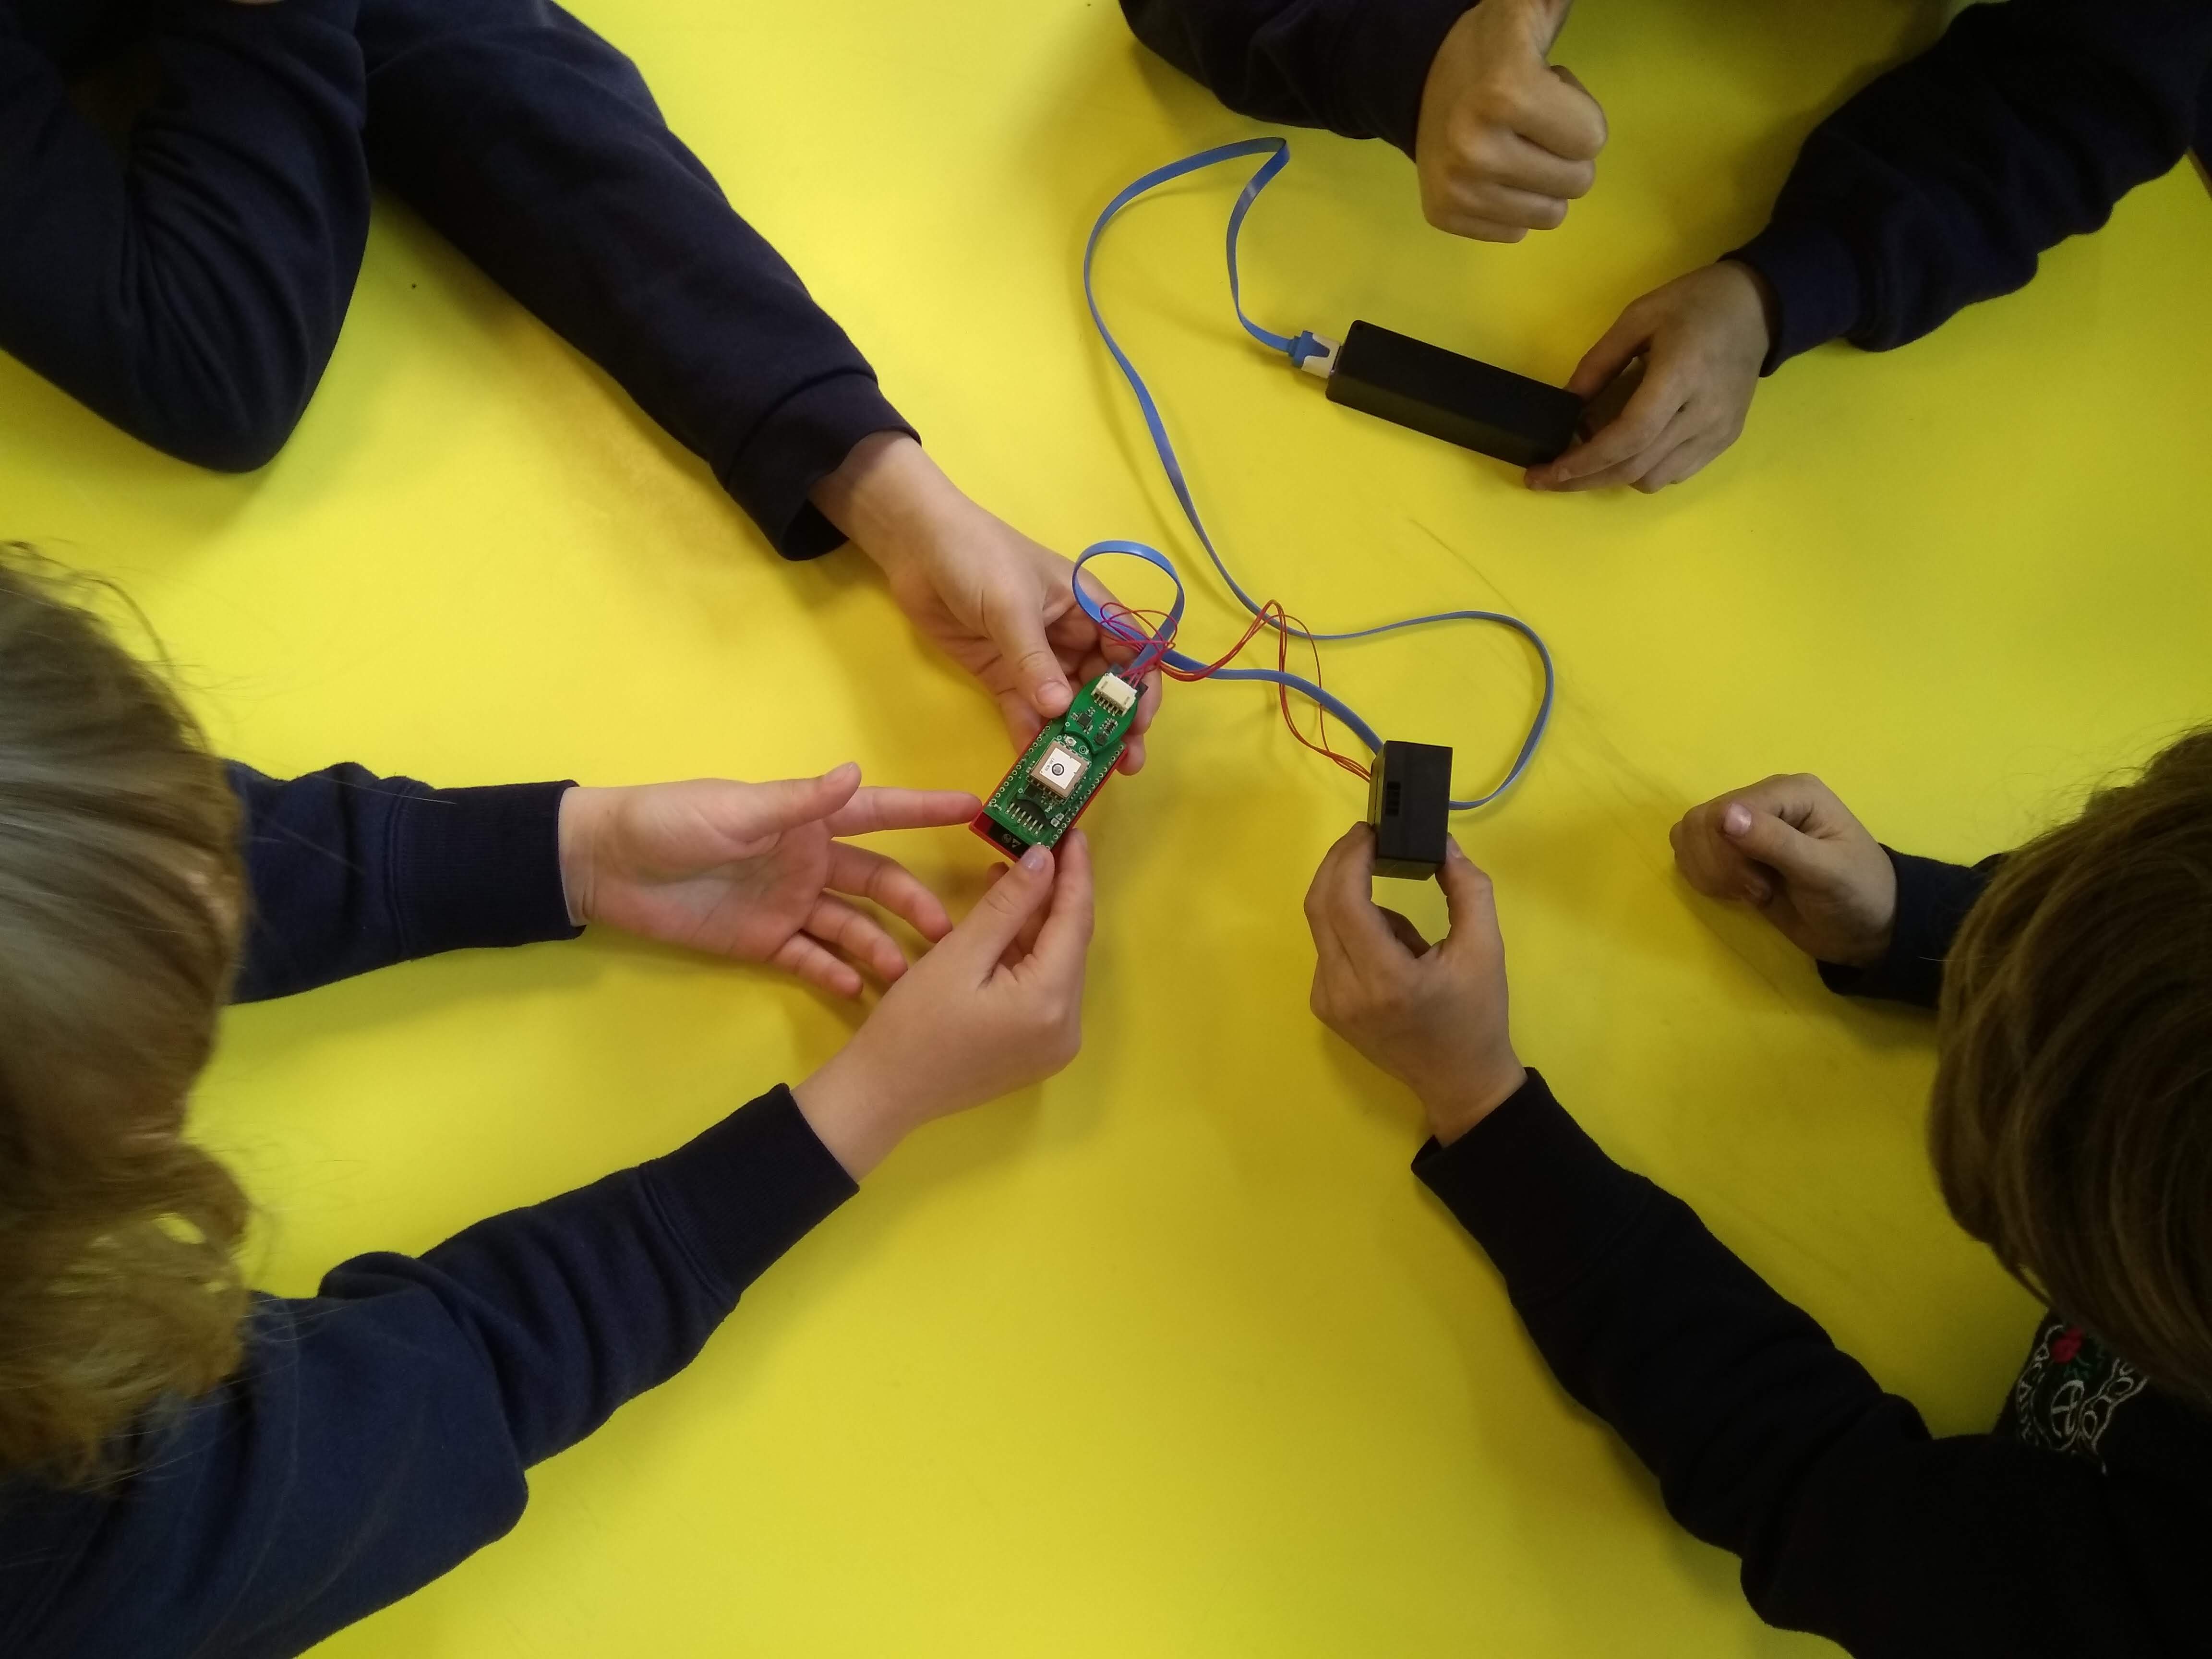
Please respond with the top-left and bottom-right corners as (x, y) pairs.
(1099, 599), (1371, 784)
(1273, 608), (1370, 782)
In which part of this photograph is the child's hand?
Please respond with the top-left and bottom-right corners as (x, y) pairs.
(1670, 775), (1898, 966)
(1526, 262), (1774, 493)
(1415, 0), (1606, 241)
(810, 433), (1162, 774)
(792, 831), (1094, 1177)
(557, 765), (979, 997)
(1304, 826), (1527, 1146)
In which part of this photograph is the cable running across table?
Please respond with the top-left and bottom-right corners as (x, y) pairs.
(1074, 137), (1555, 812)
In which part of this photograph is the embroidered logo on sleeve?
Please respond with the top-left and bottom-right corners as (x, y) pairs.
(2005, 1317), (2149, 1462)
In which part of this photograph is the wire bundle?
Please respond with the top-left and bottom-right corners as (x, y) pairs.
(1098, 592), (1371, 784)
(1076, 137), (1556, 812)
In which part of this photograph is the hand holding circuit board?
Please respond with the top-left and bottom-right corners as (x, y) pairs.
(972, 663), (1456, 883)
(970, 139), (1572, 875)
(972, 670), (1142, 857)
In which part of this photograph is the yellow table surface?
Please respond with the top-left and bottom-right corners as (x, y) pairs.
(5, 0), (2211, 1652)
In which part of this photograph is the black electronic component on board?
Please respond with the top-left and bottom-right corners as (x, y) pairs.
(1318, 321), (1583, 468)
(1366, 740), (1453, 880)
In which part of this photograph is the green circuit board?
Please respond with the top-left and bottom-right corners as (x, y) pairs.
(974, 671), (1141, 855)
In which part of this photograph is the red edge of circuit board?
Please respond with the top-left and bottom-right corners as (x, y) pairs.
(967, 767), (1117, 859)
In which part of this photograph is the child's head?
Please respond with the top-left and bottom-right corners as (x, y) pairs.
(1934, 728), (2212, 1404)
(0, 549), (249, 1479)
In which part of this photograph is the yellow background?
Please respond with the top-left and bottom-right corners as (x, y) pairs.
(5, 0), (2211, 1652)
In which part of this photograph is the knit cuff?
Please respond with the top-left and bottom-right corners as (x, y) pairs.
(1726, 217), (1868, 373)
(1816, 849), (1998, 1011)
(1412, 1070), (1656, 1302)
(392, 782), (582, 958)
(643, 1085), (858, 1301)
(717, 371), (915, 561)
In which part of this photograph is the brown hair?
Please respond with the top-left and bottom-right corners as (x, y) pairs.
(1932, 728), (2212, 1407)
(0, 547), (249, 1481)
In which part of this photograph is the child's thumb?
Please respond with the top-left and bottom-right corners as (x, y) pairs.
(984, 593), (1072, 721)
(1721, 800), (1832, 892)
(1521, 0), (1579, 58)
(951, 843), (1056, 966)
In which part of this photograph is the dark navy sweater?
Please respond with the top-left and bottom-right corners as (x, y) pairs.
(0, 765), (857, 1657)
(1121, 0), (2212, 372)
(6, 777), (2206, 1655)
(0, 0), (909, 557)
(1420, 847), (2212, 1656)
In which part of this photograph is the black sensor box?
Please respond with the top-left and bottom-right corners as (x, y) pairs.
(1367, 740), (1453, 880)
(1326, 321), (1582, 467)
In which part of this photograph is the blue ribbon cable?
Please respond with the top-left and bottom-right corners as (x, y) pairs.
(1077, 137), (1555, 811)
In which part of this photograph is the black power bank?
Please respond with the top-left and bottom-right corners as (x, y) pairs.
(1324, 321), (1583, 468)
(1366, 740), (1453, 880)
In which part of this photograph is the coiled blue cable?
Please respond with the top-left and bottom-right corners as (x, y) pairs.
(1075, 137), (1555, 811)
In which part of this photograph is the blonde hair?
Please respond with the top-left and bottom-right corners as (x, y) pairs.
(1932, 728), (2212, 1407)
(0, 548), (249, 1481)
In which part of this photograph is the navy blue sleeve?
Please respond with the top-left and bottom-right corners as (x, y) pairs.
(1415, 1072), (2178, 1655)
(0, 0), (370, 469)
(1120, 0), (1471, 156)
(1727, 0), (2212, 370)
(353, 0), (913, 558)
(0, 1085), (858, 1659)
(1815, 849), (2000, 1011)
(228, 761), (581, 1003)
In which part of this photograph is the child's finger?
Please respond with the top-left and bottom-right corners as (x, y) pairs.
(975, 864), (1025, 970)
(986, 586), (1073, 723)
(805, 895), (909, 983)
(1562, 300), (1655, 403)
(1632, 419), (1728, 493)
(1432, 213), (1532, 243)
(948, 842), (1058, 972)
(827, 843), (955, 942)
(1532, 371), (1686, 490)
(1547, 395), (1694, 492)
(1511, 39), (1608, 158)
(1307, 824), (1404, 970)
(1302, 864), (1357, 985)
(1115, 671), (1164, 775)
(995, 691), (1046, 755)
(1008, 890), (1051, 964)
(825, 787), (982, 836)
(1487, 130), (1597, 202)
(1026, 830), (1095, 986)
(770, 932), (865, 999)
(1708, 775), (1875, 851)
(739, 765), (863, 835)
(1450, 180), (1573, 232)
(1063, 631), (1162, 777)
(1719, 801), (1838, 892)
(1379, 907), (1433, 958)
(1436, 839), (1505, 960)
(1672, 804), (1770, 903)
(1068, 561), (1130, 647)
